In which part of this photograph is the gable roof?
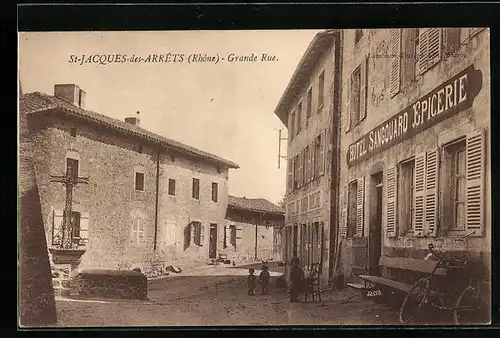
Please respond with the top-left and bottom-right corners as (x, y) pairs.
(21, 91), (239, 169)
(228, 195), (285, 215)
(273, 29), (339, 125)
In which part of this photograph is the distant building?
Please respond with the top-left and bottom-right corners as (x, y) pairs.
(273, 30), (343, 286)
(223, 196), (285, 263)
(22, 84), (239, 276)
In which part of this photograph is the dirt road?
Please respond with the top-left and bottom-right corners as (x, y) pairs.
(54, 266), (400, 327)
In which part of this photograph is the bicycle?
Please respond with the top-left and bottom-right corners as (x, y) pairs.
(399, 231), (488, 325)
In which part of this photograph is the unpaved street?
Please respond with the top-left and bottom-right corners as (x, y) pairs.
(54, 265), (400, 327)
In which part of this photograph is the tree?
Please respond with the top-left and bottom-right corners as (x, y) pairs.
(277, 195), (286, 209)
(19, 80), (57, 326)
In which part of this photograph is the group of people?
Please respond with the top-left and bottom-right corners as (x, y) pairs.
(246, 258), (318, 303)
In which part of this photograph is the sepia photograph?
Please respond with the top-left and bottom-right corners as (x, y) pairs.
(18, 27), (491, 327)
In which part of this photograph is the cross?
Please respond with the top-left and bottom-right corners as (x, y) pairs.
(49, 161), (89, 249)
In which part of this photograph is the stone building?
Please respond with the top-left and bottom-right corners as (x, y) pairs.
(273, 29), (343, 286)
(222, 196), (285, 263)
(337, 28), (490, 297)
(21, 84), (239, 281)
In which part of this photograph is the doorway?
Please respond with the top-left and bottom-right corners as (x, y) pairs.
(368, 172), (383, 276)
(209, 224), (218, 259)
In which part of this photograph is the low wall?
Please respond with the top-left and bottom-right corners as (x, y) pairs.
(76, 269), (148, 300)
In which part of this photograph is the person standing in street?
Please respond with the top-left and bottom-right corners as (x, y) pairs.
(259, 265), (270, 295)
(289, 258), (304, 302)
(247, 268), (257, 296)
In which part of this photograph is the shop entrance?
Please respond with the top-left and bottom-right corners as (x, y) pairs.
(368, 172), (383, 276)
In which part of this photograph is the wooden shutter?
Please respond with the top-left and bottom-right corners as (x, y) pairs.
(424, 149), (439, 236)
(287, 159), (293, 192)
(79, 212), (90, 244)
(417, 28), (429, 76)
(413, 152), (426, 236)
(300, 150), (305, 187)
(401, 28), (417, 85)
(427, 28), (442, 68)
(311, 141), (316, 180)
(340, 186), (348, 238)
(356, 177), (365, 237)
(386, 165), (397, 237)
(466, 130), (485, 236)
(359, 57), (368, 121)
(390, 28), (402, 97)
(306, 146), (311, 183)
(345, 80), (351, 133)
(319, 130), (326, 176)
(200, 224), (204, 246)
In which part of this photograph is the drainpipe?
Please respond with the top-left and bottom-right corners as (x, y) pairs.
(153, 149), (160, 252)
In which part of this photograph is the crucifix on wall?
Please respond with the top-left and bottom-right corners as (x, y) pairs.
(49, 158), (89, 249)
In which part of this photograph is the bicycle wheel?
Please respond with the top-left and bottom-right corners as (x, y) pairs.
(453, 285), (487, 325)
(399, 278), (429, 324)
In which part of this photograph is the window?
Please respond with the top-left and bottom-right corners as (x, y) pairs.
(399, 159), (415, 234)
(192, 221), (203, 246)
(66, 158), (79, 182)
(351, 66), (361, 126)
(444, 28), (461, 56)
(70, 127), (77, 137)
(212, 182), (218, 202)
(318, 71), (325, 109)
(444, 140), (467, 231)
(287, 159), (294, 192)
(192, 178), (200, 199)
(355, 29), (364, 44)
(168, 179), (176, 196)
(71, 211), (81, 238)
(131, 218), (145, 244)
(289, 111), (295, 140)
(135, 172), (145, 191)
(347, 181), (358, 238)
(306, 87), (312, 119)
(416, 28), (442, 76)
(296, 102), (302, 134)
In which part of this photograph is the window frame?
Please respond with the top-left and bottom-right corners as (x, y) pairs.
(347, 180), (358, 238)
(399, 157), (416, 236)
(135, 172), (145, 192)
(318, 70), (325, 110)
(192, 178), (200, 200)
(296, 102), (302, 134)
(211, 182), (218, 202)
(306, 86), (313, 120)
(350, 65), (362, 127)
(131, 218), (145, 245)
(168, 178), (176, 196)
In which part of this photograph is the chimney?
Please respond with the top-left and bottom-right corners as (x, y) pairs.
(125, 111), (141, 126)
(54, 84), (86, 108)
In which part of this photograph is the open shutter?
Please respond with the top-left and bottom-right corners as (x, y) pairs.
(200, 224), (204, 246)
(356, 177), (365, 237)
(413, 152), (426, 236)
(306, 146), (311, 183)
(401, 28), (417, 85)
(466, 130), (485, 236)
(417, 28), (429, 76)
(311, 141), (316, 180)
(427, 28), (442, 68)
(287, 159), (293, 192)
(79, 212), (90, 245)
(340, 186), (348, 238)
(345, 80), (351, 133)
(390, 28), (402, 97)
(425, 149), (439, 236)
(359, 57), (368, 121)
(386, 165), (397, 237)
(300, 150), (305, 187)
(319, 130), (326, 176)
(52, 210), (64, 246)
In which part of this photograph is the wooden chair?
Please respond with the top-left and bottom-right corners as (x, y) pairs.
(304, 263), (321, 303)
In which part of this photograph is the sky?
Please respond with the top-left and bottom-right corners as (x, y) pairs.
(19, 30), (320, 205)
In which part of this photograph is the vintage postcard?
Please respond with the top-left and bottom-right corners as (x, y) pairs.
(18, 28), (491, 327)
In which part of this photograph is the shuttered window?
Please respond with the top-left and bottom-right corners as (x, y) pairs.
(413, 152), (426, 236)
(401, 28), (417, 87)
(297, 102), (302, 134)
(359, 57), (368, 122)
(465, 131), (485, 236)
(318, 70), (325, 109)
(356, 177), (365, 237)
(386, 165), (398, 237)
(310, 140), (316, 181)
(307, 87), (312, 119)
(319, 131), (326, 175)
(390, 28), (402, 97)
(417, 28), (442, 76)
(305, 146), (310, 183)
(294, 155), (299, 189)
(131, 218), (145, 244)
(350, 66), (361, 126)
(347, 181), (358, 238)
(340, 186), (348, 238)
(424, 149), (439, 236)
(287, 159), (294, 192)
(290, 111), (295, 140)
(345, 80), (351, 133)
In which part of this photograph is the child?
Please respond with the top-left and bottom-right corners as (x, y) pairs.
(259, 265), (271, 295)
(247, 268), (256, 295)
